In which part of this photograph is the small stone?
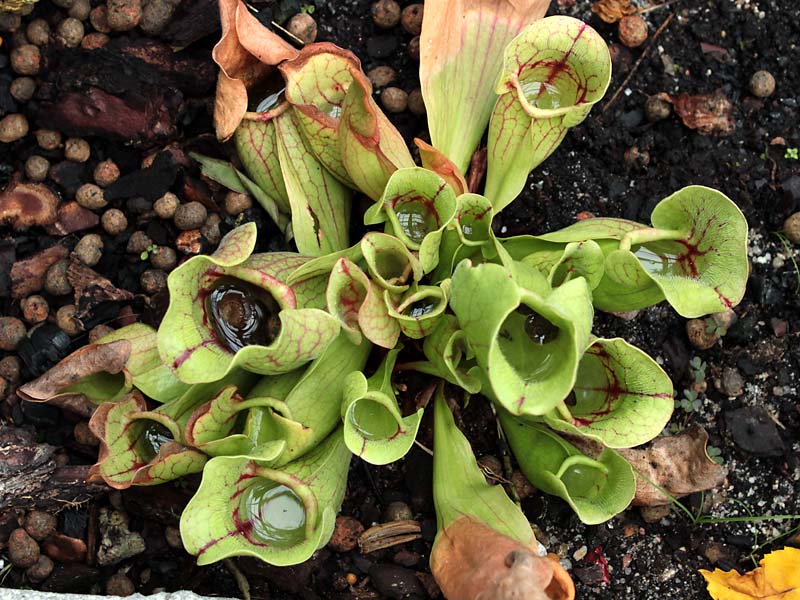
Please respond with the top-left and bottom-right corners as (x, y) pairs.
(153, 191), (178, 219)
(82, 32), (110, 49)
(367, 65), (396, 88)
(150, 246), (176, 271)
(74, 421), (99, 446)
(106, 573), (135, 596)
(393, 549), (419, 567)
(407, 89), (425, 116)
(400, 3), (423, 35)
(573, 545), (588, 561)
(45, 260), (72, 296)
(623, 146), (650, 168)
(101, 208), (128, 235)
(26, 19), (51, 46)
(711, 308), (737, 331)
(164, 526), (183, 549)
(201, 213), (221, 245)
(287, 12), (317, 44)
(76, 183), (107, 210)
(0, 317), (26, 350)
(139, 0), (179, 35)
(25, 511), (57, 541)
(35, 129), (62, 151)
(372, 0), (401, 28)
(56, 304), (82, 336)
(10, 44), (40, 76)
(782, 212), (800, 244)
(9, 528), (40, 568)
(639, 504), (671, 523)
(0, 14), (22, 32)
(0, 356), (22, 382)
(73, 233), (103, 266)
(749, 70), (775, 98)
(382, 87), (408, 113)
(686, 318), (718, 350)
(0, 114), (29, 143)
(726, 406), (785, 456)
(10, 77), (36, 102)
(94, 160), (120, 187)
(64, 138), (91, 163)
(174, 201), (207, 230)
(90, 6), (112, 33)
(224, 191), (252, 216)
(57, 17), (84, 48)
(369, 564), (424, 600)
(25, 554), (54, 582)
(407, 35), (420, 61)
(384, 501), (413, 522)
(21, 295), (48, 324)
(69, 0), (92, 20)
(644, 95), (671, 122)
(127, 231), (153, 254)
(511, 470), (536, 500)
(176, 230), (202, 254)
(25, 155), (50, 183)
(618, 15), (648, 48)
(139, 269), (166, 294)
(107, 0), (143, 31)
(328, 516), (364, 552)
(89, 324), (114, 343)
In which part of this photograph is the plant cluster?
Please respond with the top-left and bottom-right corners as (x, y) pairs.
(21, 1), (749, 597)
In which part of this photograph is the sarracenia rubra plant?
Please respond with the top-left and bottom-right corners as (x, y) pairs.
(21, 0), (750, 596)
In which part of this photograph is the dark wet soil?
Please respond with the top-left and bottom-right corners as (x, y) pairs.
(1, 0), (799, 599)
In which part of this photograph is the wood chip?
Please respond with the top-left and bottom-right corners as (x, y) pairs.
(359, 520), (422, 554)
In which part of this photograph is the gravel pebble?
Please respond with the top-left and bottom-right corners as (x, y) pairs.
(619, 15), (648, 48)
(224, 191), (252, 215)
(407, 35), (420, 61)
(9, 77), (36, 102)
(56, 304), (82, 336)
(0, 356), (22, 382)
(0, 114), (29, 143)
(381, 87), (408, 113)
(82, 32), (110, 49)
(8, 528), (40, 568)
(25, 511), (57, 541)
(44, 259), (73, 296)
(783, 212), (800, 243)
(150, 245), (176, 270)
(64, 138), (91, 163)
(25, 155), (50, 182)
(105, 573), (136, 596)
(26, 19), (50, 46)
(367, 65), (396, 88)
(749, 70), (776, 98)
(140, 269), (166, 294)
(57, 17), (84, 48)
(384, 501), (413, 522)
(10, 44), (40, 75)
(400, 4), (423, 35)
(0, 317), (26, 350)
(140, 0), (179, 35)
(21, 295), (49, 324)
(372, 0), (400, 28)
(73, 233), (104, 266)
(153, 192), (179, 219)
(407, 88), (425, 115)
(35, 129), (62, 151)
(101, 208), (128, 235)
(328, 516), (364, 552)
(107, 0), (143, 31)
(76, 183), (107, 210)
(287, 12), (317, 44)
(69, 0), (92, 20)
(26, 554), (54, 582)
(174, 201), (207, 230)
(127, 231), (153, 254)
(90, 6), (112, 33)
(94, 160), (120, 187)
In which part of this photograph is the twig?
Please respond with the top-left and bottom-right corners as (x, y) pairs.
(413, 439), (434, 456)
(224, 558), (251, 600)
(602, 12), (675, 113)
(637, 0), (681, 15)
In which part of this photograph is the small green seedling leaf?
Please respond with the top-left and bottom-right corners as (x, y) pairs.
(500, 414), (636, 525)
(485, 16), (611, 212)
(341, 347), (423, 465)
(449, 261), (593, 416)
(158, 223), (341, 383)
(180, 428), (351, 566)
(544, 338), (674, 448)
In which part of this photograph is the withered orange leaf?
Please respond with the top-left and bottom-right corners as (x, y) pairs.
(700, 547), (800, 599)
(591, 0), (637, 23)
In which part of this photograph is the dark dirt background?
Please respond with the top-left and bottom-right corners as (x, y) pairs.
(1, 0), (799, 598)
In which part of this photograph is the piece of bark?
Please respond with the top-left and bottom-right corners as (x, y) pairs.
(44, 201), (100, 236)
(67, 261), (135, 322)
(161, 0), (221, 49)
(0, 181), (60, 230)
(10, 245), (69, 299)
(0, 426), (107, 511)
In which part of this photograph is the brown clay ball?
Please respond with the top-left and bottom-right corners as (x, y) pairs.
(69, 0), (92, 20)
(26, 555), (54, 583)
(372, 0), (401, 29)
(82, 32), (110, 49)
(367, 65), (396, 88)
(44, 259), (73, 296)
(76, 183), (107, 210)
(400, 4), (423, 36)
(153, 192), (179, 219)
(56, 304), (82, 336)
(73, 233), (104, 266)
(686, 318), (718, 350)
(35, 129), (62, 151)
(0, 317), (27, 351)
(90, 6), (112, 33)
(8, 529), (40, 569)
(150, 246), (177, 271)
(619, 15), (648, 48)
(10, 44), (41, 76)
(94, 160), (120, 187)
(287, 12), (317, 44)
(782, 212), (800, 244)
(407, 35), (420, 61)
(25, 511), (57, 541)
(224, 191), (252, 216)
(140, 269), (167, 294)
(10, 77), (36, 102)
(749, 70), (776, 98)
(25, 155), (50, 183)
(89, 324), (115, 343)
(101, 208), (128, 235)
(21, 295), (49, 324)
(0, 356), (22, 382)
(644, 95), (671, 122)
(64, 138), (91, 163)
(105, 573), (136, 596)
(408, 88), (425, 115)
(0, 114), (29, 143)
(126, 230), (153, 254)
(381, 87), (408, 113)
(174, 201), (207, 230)
(107, 0), (143, 32)
(26, 19), (51, 46)
(57, 17), (85, 48)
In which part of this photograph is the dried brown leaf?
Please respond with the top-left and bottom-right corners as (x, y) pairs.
(430, 516), (575, 600)
(213, 0), (298, 140)
(659, 90), (735, 136)
(67, 261), (135, 323)
(591, 0), (637, 23)
(618, 425), (727, 506)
